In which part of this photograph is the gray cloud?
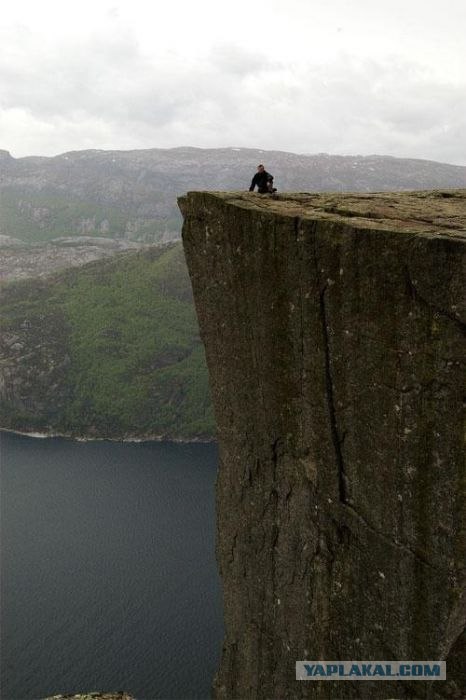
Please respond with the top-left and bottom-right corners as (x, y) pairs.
(0, 28), (465, 165)
(209, 44), (278, 77)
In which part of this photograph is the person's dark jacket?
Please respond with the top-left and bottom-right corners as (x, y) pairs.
(249, 170), (273, 193)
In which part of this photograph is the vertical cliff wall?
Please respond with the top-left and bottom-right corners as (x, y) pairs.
(179, 191), (466, 699)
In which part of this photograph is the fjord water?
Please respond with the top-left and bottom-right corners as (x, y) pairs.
(0, 432), (223, 700)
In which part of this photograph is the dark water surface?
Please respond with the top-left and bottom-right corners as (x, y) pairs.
(0, 432), (223, 700)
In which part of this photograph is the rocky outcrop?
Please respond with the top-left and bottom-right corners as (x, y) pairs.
(180, 190), (466, 699)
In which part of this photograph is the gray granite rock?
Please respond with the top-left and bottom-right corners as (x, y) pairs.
(180, 190), (466, 699)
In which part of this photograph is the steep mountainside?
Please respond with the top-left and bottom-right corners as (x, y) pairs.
(1, 147), (465, 242)
(0, 243), (214, 440)
(181, 189), (466, 699)
(0, 235), (149, 282)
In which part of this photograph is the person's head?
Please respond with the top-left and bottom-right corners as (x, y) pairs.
(257, 164), (265, 172)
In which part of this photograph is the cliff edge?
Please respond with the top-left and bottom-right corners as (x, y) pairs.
(180, 191), (465, 699)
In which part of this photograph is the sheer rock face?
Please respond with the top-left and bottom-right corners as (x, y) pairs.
(180, 191), (466, 699)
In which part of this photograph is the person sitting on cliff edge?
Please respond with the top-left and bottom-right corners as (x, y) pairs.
(249, 164), (277, 194)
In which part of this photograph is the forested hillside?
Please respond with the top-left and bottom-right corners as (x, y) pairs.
(0, 243), (214, 440)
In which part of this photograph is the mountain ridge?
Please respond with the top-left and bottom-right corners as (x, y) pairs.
(1, 147), (464, 243)
(3, 145), (466, 167)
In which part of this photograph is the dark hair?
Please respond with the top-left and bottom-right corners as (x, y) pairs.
(258, 164), (264, 168)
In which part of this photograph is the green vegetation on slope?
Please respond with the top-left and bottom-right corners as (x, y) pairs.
(0, 243), (215, 439)
(0, 189), (126, 241)
(0, 187), (182, 242)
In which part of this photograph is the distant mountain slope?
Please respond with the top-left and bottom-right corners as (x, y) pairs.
(0, 243), (214, 440)
(1, 147), (464, 242)
(0, 235), (150, 283)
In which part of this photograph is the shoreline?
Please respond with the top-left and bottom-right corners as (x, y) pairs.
(0, 426), (216, 445)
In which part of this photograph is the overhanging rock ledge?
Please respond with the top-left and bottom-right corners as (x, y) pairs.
(179, 190), (466, 699)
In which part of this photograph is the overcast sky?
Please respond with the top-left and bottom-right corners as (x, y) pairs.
(1, 0), (465, 164)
